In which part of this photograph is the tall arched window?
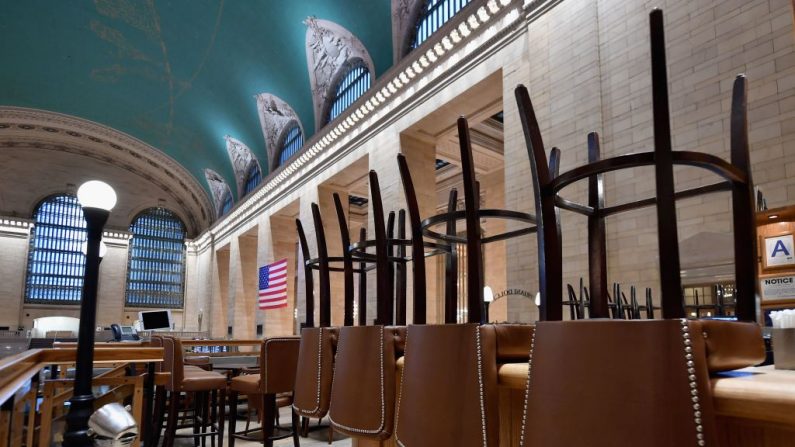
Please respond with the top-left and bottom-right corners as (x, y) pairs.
(125, 208), (186, 308)
(412, 0), (471, 49)
(326, 64), (371, 124)
(242, 164), (262, 196)
(279, 125), (303, 166)
(220, 194), (233, 216)
(25, 194), (87, 304)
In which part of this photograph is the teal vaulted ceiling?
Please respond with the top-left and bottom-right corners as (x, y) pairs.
(0, 0), (392, 202)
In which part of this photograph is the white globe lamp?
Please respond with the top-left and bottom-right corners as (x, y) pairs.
(77, 180), (117, 211)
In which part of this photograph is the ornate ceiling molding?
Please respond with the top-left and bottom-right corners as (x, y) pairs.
(304, 17), (375, 131)
(391, 0), (425, 63)
(224, 135), (260, 198)
(204, 168), (231, 218)
(254, 93), (303, 172)
(0, 107), (212, 236)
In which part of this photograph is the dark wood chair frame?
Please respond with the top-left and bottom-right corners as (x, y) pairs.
(515, 8), (757, 322)
(417, 118), (538, 323)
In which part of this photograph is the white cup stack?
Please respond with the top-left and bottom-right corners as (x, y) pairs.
(771, 309), (795, 370)
(770, 309), (795, 329)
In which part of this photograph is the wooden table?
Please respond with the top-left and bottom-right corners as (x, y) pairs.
(353, 362), (795, 446)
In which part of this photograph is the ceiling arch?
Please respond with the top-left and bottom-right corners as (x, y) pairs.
(0, 107), (212, 236)
(304, 17), (376, 131)
(224, 135), (260, 198)
(0, 0), (392, 220)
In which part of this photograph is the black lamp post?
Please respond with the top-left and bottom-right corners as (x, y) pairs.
(63, 180), (116, 447)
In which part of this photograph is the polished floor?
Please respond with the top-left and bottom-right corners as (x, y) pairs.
(171, 405), (352, 447)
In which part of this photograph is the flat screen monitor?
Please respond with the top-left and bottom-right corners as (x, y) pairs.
(139, 310), (172, 331)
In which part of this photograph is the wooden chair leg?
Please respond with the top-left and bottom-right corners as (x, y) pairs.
(300, 417), (309, 437)
(205, 391), (212, 447)
(227, 391), (238, 447)
(291, 410), (300, 447)
(210, 390), (217, 447)
(327, 424), (333, 445)
(193, 392), (202, 447)
(217, 389), (226, 447)
(262, 394), (276, 447)
(164, 390), (180, 447)
(152, 386), (167, 447)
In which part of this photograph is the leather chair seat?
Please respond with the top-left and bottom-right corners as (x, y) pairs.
(185, 356), (211, 365)
(230, 374), (260, 394)
(180, 369), (227, 392)
(275, 393), (292, 408)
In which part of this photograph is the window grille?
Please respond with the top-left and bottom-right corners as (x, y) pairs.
(125, 208), (186, 308)
(412, 0), (471, 49)
(279, 126), (303, 166)
(327, 65), (371, 124)
(243, 164), (262, 196)
(24, 194), (87, 304)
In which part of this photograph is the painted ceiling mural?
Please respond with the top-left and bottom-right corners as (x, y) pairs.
(0, 0), (392, 211)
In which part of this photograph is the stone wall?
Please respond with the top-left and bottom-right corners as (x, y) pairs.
(0, 0), (792, 333)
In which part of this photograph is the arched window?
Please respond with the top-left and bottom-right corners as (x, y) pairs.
(242, 163), (262, 196)
(279, 125), (303, 166)
(326, 64), (371, 124)
(412, 0), (471, 49)
(24, 194), (87, 304)
(220, 193), (233, 216)
(125, 208), (186, 308)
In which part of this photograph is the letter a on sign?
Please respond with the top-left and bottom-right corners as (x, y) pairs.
(765, 234), (795, 267)
(772, 240), (791, 257)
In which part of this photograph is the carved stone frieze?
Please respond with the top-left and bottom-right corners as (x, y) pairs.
(254, 93), (303, 171)
(391, 0), (425, 62)
(0, 107), (212, 235)
(224, 135), (261, 198)
(304, 17), (375, 130)
(204, 168), (232, 218)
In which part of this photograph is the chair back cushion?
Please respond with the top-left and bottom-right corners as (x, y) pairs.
(329, 325), (398, 440)
(292, 327), (338, 418)
(701, 320), (764, 372)
(260, 337), (300, 394)
(395, 324), (499, 447)
(521, 319), (716, 447)
(161, 337), (184, 391)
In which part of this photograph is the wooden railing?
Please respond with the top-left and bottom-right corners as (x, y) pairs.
(0, 347), (163, 447)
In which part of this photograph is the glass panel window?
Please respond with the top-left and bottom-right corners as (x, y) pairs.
(412, 0), (471, 49)
(327, 65), (371, 124)
(125, 208), (186, 308)
(279, 125), (303, 166)
(243, 164), (262, 196)
(220, 194), (233, 216)
(25, 195), (87, 304)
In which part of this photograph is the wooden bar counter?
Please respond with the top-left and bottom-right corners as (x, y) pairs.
(353, 362), (795, 446)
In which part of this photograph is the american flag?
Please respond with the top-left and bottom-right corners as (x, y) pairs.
(258, 259), (288, 310)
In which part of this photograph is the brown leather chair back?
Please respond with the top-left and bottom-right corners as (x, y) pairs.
(395, 324), (499, 447)
(522, 319), (717, 447)
(292, 327), (338, 418)
(328, 326), (399, 440)
(161, 336), (184, 392)
(150, 335), (164, 372)
(259, 337), (300, 394)
(701, 320), (765, 372)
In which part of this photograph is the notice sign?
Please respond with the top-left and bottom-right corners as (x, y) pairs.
(761, 275), (795, 301)
(765, 234), (795, 267)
